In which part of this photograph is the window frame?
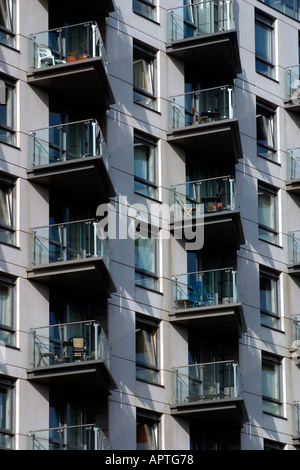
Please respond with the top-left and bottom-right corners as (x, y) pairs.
(133, 0), (156, 22)
(0, 172), (15, 245)
(258, 183), (278, 245)
(262, 353), (282, 417)
(255, 11), (275, 80)
(0, 0), (15, 48)
(259, 267), (280, 330)
(134, 131), (158, 200)
(133, 42), (157, 110)
(0, 377), (14, 449)
(0, 76), (16, 146)
(256, 100), (277, 161)
(136, 316), (160, 384)
(0, 274), (15, 346)
(136, 408), (160, 450)
(135, 228), (159, 291)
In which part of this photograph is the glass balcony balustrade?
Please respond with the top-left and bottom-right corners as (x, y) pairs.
(294, 403), (300, 438)
(172, 268), (237, 310)
(169, 86), (233, 130)
(28, 119), (109, 169)
(288, 231), (300, 265)
(29, 320), (110, 369)
(287, 149), (300, 181)
(29, 219), (110, 268)
(167, 0), (235, 43)
(286, 65), (300, 101)
(28, 424), (110, 450)
(170, 176), (236, 222)
(259, 0), (300, 20)
(172, 360), (241, 405)
(29, 21), (108, 73)
(292, 315), (300, 345)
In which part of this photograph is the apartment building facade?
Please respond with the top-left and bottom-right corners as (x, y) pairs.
(1, 0), (300, 451)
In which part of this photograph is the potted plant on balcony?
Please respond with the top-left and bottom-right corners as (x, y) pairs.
(66, 50), (78, 62)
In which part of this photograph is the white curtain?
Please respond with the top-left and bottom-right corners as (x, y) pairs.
(0, 0), (12, 30)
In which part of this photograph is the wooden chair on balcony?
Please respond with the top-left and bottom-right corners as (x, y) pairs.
(69, 337), (88, 361)
(36, 342), (58, 366)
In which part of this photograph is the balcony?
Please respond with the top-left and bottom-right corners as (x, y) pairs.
(286, 149), (300, 194)
(27, 219), (115, 296)
(166, 0), (241, 80)
(27, 22), (114, 114)
(170, 176), (244, 250)
(170, 268), (245, 338)
(168, 87), (242, 162)
(171, 361), (247, 425)
(27, 320), (116, 393)
(285, 66), (300, 113)
(27, 119), (115, 204)
(28, 424), (110, 451)
(288, 231), (300, 277)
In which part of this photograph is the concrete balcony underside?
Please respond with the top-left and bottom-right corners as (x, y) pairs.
(284, 100), (300, 114)
(169, 302), (245, 338)
(27, 58), (114, 114)
(167, 119), (243, 163)
(171, 210), (245, 251)
(27, 258), (116, 298)
(166, 30), (242, 80)
(27, 156), (116, 205)
(288, 263), (300, 277)
(170, 397), (247, 426)
(27, 359), (116, 395)
(286, 179), (300, 194)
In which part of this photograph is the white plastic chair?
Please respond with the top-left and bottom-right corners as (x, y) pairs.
(37, 47), (55, 68)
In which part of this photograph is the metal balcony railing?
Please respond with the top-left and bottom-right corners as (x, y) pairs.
(28, 119), (109, 169)
(169, 86), (233, 130)
(28, 424), (110, 450)
(167, 0), (235, 43)
(287, 149), (300, 181)
(29, 320), (110, 369)
(170, 175), (236, 222)
(172, 267), (237, 310)
(288, 231), (300, 265)
(29, 219), (110, 268)
(172, 360), (241, 405)
(29, 21), (108, 73)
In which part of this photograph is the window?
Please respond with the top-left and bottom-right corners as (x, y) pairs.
(133, 0), (156, 21)
(256, 100), (276, 161)
(0, 173), (15, 245)
(260, 268), (280, 329)
(0, 378), (14, 449)
(135, 230), (158, 290)
(136, 409), (159, 450)
(136, 316), (159, 384)
(0, 274), (15, 346)
(255, 12), (275, 79)
(258, 183), (278, 244)
(0, 0), (15, 48)
(0, 78), (15, 145)
(134, 132), (157, 199)
(259, 0), (300, 21)
(262, 354), (282, 416)
(133, 42), (156, 110)
(264, 438), (285, 450)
